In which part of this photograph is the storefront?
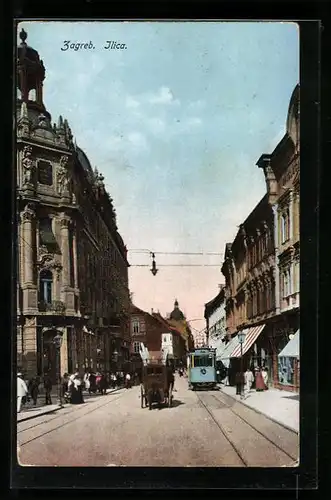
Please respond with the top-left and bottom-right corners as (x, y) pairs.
(229, 324), (266, 381)
(277, 329), (299, 392)
(219, 335), (241, 385)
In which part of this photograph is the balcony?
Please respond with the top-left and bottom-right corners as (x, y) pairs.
(38, 300), (66, 314)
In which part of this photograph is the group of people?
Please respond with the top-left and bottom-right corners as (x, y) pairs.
(82, 370), (138, 392)
(235, 366), (269, 397)
(17, 368), (139, 412)
(17, 371), (54, 412)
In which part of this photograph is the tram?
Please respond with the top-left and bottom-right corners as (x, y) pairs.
(187, 347), (217, 390)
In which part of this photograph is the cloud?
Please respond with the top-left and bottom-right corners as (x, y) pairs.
(184, 117), (202, 127)
(146, 117), (166, 135)
(127, 131), (149, 151)
(189, 99), (205, 110)
(148, 86), (180, 105)
(125, 96), (140, 109)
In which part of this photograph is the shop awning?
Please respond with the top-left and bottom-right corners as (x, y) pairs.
(230, 324), (266, 358)
(219, 336), (241, 367)
(278, 330), (300, 358)
(215, 341), (229, 360)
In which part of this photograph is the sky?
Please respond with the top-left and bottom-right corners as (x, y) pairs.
(18, 21), (299, 336)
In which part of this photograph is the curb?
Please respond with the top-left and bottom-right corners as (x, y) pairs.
(218, 386), (299, 435)
(17, 404), (63, 423)
(17, 386), (124, 423)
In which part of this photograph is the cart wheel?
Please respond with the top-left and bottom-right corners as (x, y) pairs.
(140, 386), (144, 408)
(168, 386), (173, 407)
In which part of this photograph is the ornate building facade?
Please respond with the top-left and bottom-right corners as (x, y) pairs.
(258, 84), (300, 390)
(16, 29), (130, 382)
(220, 85), (300, 391)
(221, 196), (276, 380)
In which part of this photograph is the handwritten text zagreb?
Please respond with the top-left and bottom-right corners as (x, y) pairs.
(61, 41), (127, 51)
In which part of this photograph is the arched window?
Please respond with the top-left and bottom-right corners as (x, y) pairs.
(28, 89), (36, 100)
(39, 269), (53, 304)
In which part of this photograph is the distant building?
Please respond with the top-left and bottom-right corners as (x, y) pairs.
(204, 285), (227, 359)
(129, 305), (167, 368)
(167, 299), (195, 352)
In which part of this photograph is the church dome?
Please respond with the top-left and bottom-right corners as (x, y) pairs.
(17, 30), (41, 63)
(169, 299), (185, 321)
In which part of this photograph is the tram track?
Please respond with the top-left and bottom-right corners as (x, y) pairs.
(196, 391), (298, 466)
(196, 392), (248, 466)
(211, 391), (298, 462)
(17, 389), (128, 446)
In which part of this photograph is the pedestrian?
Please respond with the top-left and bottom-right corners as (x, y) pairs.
(17, 372), (28, 413)
(244, 367), (254, 397)
(29, 376), (40, 406)
(84, 371), (91, 394)
(261, 367), (269, 390)
(235, 370), (244, 396)
(61, 373), (69, 398)
(255, 367), (266, 392)
(43, 372), (53, 405)
(89, 371), (97, 393)
(96, 372), (102, 393)
(125, 372), (131, 389)
(69, 373), (84, 404)
(223, 367), (230, 386)
(100, 373), (107, 395)
(111, 372), (117, 389)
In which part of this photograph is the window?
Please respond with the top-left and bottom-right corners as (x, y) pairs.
(278, 357), (295, 386)
(29, 89), (36, 100)
(280, 209), (290, 244)
(39, 218), (57, 249)
(282, 268), (292, 298)
(37, 160), (53, 186)
(39, 269), (53, 304)
(132, 320), (140, 334)
(193, 355), (213, 367)
(133, 341), (140, 354)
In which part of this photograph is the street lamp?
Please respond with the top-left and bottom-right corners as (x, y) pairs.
(237, 331), (246, 399)
(150, 252), (158, 276)
(52, 332), (63, 407)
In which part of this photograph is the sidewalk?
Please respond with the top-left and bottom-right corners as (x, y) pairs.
(218, 384), (299, 433)
(17, 387), (123, 423)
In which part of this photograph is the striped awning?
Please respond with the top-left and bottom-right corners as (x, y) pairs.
(230, 324), (266, 358)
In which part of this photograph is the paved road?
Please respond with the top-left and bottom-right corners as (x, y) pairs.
(17, 376), (299, 467)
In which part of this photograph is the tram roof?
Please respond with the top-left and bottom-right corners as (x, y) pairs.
(189, 347), (216, 354)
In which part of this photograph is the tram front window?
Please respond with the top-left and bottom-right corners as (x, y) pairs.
(193, 356), (213, 367)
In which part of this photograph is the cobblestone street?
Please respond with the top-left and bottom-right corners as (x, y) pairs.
(17, 375), (299, 467)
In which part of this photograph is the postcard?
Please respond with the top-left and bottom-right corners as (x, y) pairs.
(15, 20), (300, 468)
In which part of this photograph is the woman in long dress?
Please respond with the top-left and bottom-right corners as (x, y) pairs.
(255, 367), (266, 391)
(69, 373), (84, 404)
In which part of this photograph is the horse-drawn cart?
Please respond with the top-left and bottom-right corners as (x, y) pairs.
(140, 361), (173, 410)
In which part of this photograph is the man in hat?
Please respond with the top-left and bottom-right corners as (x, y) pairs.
(17, 372), (28, 413)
